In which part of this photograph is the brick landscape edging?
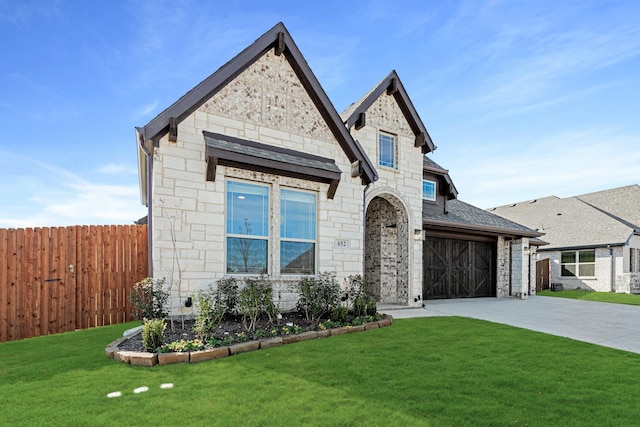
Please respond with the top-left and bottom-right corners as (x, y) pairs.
(106, 315), (393, 367)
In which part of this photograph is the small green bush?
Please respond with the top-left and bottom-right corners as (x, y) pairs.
(192, 291), (225, 341)
(238, 275), (277, 333)
(331, 305), (349, 323)
(297, 271), (341, 321)
(347, 274), (377, 317)
(129, 277), (169, 320)
(141, 318), (166, 352)
(215, 276), (239, 318)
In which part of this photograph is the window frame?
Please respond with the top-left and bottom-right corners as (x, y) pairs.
(225, 180), (270, 275)
(279, 187), (317, 275)
(422, 179), (437, 201)
(378, 131), (396, 169)
(560, 249), (596, 278)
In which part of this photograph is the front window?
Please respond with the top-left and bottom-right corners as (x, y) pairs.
(378, 132), (396, 168)
(226, 181), (269, 274)
(280, 189), (316, 274)
(423, 180), (436, 201)
(561, 249), (595, 277)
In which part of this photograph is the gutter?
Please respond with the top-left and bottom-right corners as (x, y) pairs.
(137, 128), (153, 277)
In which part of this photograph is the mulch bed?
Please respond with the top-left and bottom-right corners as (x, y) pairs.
(118, 312), (335, 352)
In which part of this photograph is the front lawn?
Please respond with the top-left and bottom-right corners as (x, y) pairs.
(2, 317), (640, 426)
(538, 289), (640, 306)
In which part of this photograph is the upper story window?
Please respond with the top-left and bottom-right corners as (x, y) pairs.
(423, 180), (436, 201)
(280, 189), (316, 275)
(226, 181), (269, 274)
(378, 132), (396, 168)
(561, 249), (595, 277)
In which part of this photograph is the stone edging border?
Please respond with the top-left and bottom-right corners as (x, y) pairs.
(105, 315), (393, 367)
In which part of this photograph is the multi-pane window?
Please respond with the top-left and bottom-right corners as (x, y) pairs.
(378, 132), (396, 168)
(280, 189), (316, 274)
(423, 180), (436, 201)
(225, 181), (317, 275)
(226, 181), (269, 274)
(561, 249), (595, 277)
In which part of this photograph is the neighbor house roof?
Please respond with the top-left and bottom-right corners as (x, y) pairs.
(423, 199), (542, 239)
(136, 22), (378, 205)
(576, 185), (640, 231)
(490, 195), (636, 251)
(341, 71), (436, 154)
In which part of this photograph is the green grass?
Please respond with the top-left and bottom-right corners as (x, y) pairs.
(538, 289), (640, 305)
(2, 318), (640, 426)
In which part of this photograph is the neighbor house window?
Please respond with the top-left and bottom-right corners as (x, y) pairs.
(226, 181), (269, 274)
(280, 189), (316, 274)
(561, 249), (595, 277)
(631, 248), (640, 273)
(423, 180), (436, 201)
(378, 132), (396, 168)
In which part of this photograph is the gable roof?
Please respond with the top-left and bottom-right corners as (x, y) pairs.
(490, 195), (636, 251)
(423, 156), (458, 199)
(341, 71), (436, 154)
(423, 199), (542, 239)
(135, 22), (377, 186)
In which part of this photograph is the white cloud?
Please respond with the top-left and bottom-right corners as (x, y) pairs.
(132, 100), (159, 120)
(98, 163), (137, 175)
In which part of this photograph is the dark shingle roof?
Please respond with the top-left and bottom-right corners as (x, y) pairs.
(423, 199), (541, 238)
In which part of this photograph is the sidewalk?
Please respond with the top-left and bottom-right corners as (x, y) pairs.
(380, 296), (640, 354)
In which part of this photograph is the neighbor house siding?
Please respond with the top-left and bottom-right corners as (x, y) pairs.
(542, 246), (622, 292)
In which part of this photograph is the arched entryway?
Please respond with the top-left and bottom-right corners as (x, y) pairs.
(365, 195), (409, 304)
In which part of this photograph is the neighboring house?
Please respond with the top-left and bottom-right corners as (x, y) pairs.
(490, 185), (640, 293)
(135, 22), (541, 314)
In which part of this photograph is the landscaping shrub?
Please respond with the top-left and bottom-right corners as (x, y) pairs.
(331, 305), (349, 323)
(297, 271), (341, 322)
(141, 318), (166, 352)
(238, 275), (277, 333)
(192, 291), (225, 341)
(129, 277), (169, 320)
(214, 276), (239, 318)
(346, 274), (377, 317)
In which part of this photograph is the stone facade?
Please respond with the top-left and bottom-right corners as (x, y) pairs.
(352, 90), (424, 307)
(150, 50), (365, 313)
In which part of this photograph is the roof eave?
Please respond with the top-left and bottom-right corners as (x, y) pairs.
(423, 218), (543, 238)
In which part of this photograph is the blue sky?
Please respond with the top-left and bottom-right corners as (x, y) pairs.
(1, 0), (639, 227)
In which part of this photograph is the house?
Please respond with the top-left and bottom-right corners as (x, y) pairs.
(135, 22), (542, 314)
(490, 185), (640, 293)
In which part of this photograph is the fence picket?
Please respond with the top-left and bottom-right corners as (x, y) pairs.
(0, 225), (148, 342)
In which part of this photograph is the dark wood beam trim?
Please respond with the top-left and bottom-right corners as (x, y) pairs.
(386, 77), (398, 95)
(328, 179), (339, 199)
(354, 112), (366, 130)
(275, 32), (285, 56)
(206, 156), (218, 181)
(169, 117), (178, 142)
(415, 132), (426, 148)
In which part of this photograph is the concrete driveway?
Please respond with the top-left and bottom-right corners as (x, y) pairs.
(380, 296), (640, 354)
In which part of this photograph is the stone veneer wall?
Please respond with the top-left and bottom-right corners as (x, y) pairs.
(496, 237), (511, 297)
(150, 50), (367, 314)
(351, 92), (424, 307)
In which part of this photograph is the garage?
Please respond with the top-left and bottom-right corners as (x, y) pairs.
(423, 236), (496, 299)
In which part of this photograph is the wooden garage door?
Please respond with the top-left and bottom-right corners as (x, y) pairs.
(423, 236), (496, 299)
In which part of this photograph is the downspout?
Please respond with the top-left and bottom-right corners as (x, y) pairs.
(139, 136), (153, 277)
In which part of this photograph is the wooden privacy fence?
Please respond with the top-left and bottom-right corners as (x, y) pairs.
(0, 225), (148, 342)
